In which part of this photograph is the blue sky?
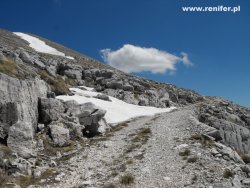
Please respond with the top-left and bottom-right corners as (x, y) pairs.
(1, 0), (250, 107)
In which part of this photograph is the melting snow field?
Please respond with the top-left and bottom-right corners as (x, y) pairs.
(14, 32), (74, 60)
(57, 87), (175, 124)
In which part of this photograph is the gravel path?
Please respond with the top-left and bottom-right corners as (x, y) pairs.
(131, 109), (195, 188)
(39, 108), (234, 188)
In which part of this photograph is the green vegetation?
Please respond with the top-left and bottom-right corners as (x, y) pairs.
(179, 149), (191, 156)
(103, 183), (117, 188)
(223, 169), (234, 179)
(120, 174), (135, 185)
(187, 156), (198, 163)
(126, 159), (134, 165)
(111, 170), (119, 177)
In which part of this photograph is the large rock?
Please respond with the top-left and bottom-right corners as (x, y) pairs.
(64, 69), (82, 80)
(83, 70), (92, 79)
(0, 52), (7, 62)
(7, 122), (36, 158)
(19, 50), (32, 64)
(100, 69), (113, 78)
(215, 142), (244, 164)
(0, 73), (49, 140)
(49, 124), (70, 147)
(0, 102), (19, 139)
(106, 80), (123, 89)
(39, 98), (65, 124)
(123, 84), (134, 92)
(199, 112), (250, 153)
(66, 102), (108, 136)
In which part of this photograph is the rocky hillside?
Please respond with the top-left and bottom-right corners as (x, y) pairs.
(1, 28), (250, 188)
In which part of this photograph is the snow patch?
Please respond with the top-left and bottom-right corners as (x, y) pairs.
(56, 87), (175, 124)
(14, 32), (74, 60)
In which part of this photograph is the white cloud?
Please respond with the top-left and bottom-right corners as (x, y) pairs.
(100, 44), (192, 74)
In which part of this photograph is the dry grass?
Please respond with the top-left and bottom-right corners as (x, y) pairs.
(110, 123), (128, 132)
(120, 174), (135, 185)
(0, 144), (12, 158)
(190, 134), (214, 148)
(36, 133), (76, 157)
(154, 84), (165, 90)
(126, 159), (134, 165)
(103, 183), (117, 188)
(0, 59), (25, 79)
(239, 153), (250, 164)
(38, 70), (69, 95)
(52, 77), (69, 95)
(14, 168), (56, 187)
(0, 172), (9, 187)
(223, 169), (234, 179)
(131, 128), (151, 144)
(187, 156), (198, 163)
(179, 149), (191, 156)
(126, 143), (141, 153)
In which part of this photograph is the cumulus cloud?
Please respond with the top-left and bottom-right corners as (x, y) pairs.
(100, 44), (192, 74)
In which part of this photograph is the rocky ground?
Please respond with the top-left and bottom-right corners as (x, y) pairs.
(9, 107), (247, 188)
(1, 28), (250, 188)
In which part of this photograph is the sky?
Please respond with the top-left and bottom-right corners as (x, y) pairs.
(0, 0), (250, 107)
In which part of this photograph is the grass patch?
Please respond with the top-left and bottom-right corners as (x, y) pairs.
(179, 149), (191, 156)
(154, 84), (165, 90)
(0, 144), (12, 158)
(125, 143), (141, 153)
(38, 70), (69, 95)
(120, 174), (135, 185)
(36, 133), (76, 157)
(110, 123), (128, 132)
(191, 175), (198, 184)
(65, 78), (77, 86)
(190, 134), (203, 140)
(131, 128), (151, 144)
(187, 156), (198, 163)
(0, 58), (25, 79)
(14, 168), (56, 187)
(126, 159), (134, 165)
(103, 183), (117, 188)
(52, 77), (69, 95)
(0, 172), (9, 187)
(111, 170), (119, 177)
(223, 169), (234, 179)
(190, 134), (214, 148)
(89, 136), (110, 146)
(134, 153), (144, 160)
(237, 152), (250, 164)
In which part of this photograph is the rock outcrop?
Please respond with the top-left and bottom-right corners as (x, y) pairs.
(7, 122), (36, 158)
(0, 73), (49, 157)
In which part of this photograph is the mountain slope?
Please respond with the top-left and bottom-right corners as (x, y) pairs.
(0, 28), (250, 188)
